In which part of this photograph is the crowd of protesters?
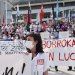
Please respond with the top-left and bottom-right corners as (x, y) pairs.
(1, 19), (75, 41)
(0, 18), (75, 72)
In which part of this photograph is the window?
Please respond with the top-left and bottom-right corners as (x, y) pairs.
(44, 12), (51, 18)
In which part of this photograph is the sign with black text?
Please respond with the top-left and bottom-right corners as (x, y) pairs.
(0, 51), (32, 75)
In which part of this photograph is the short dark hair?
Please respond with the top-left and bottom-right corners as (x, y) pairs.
(26, 33), (44, 53)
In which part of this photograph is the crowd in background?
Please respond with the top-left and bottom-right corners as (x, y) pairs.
(1, 19), (75, 41)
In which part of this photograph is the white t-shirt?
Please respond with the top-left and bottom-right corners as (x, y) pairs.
(38, 25), (41, 32)
(30, 24), (34, 32)
(31, 53), (48, 75)
(33, 25), (38, 32)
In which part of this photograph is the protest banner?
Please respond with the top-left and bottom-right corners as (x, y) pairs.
(40, 32), (50, 40)
(59, 31), (70, 38)
(0, 41), (32, 75)
(0, 51), (32, 75)
(42, 38), (75, 66)
(0, 41), (26, 52)
(0, 41), (34, 52)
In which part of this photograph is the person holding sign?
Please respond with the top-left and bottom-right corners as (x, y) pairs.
(25, 33), (48, 75)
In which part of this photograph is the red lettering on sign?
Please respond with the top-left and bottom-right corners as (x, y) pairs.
(47, 41), (51, 48)
(59, 52), (64, 61)
(62, 40), (66, 47)
(43, 39), (75, 50)
(57, 40), (62, 47)
(64, 53), (70, 61)
(67, 40), (72, 47)
(59, 52), (75, 61)
(70, 53), (75, 60)
(51, 41), (56, 48)
(72, 40), (75, 47)
(49, 52), (54, 61)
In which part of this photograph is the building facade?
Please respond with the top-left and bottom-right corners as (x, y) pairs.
(12, 0), (75, 23)
(0, 0), (13, 27)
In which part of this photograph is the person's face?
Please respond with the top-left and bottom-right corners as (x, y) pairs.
(15, 35), (18, 39)
(26, 36), (37, 53)
(49, 20), (52, 24)
(49, 20), (53, 25)
(9, 35), (11, 38)
(3, 34), (7, 39)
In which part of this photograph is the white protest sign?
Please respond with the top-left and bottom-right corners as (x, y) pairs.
(40, 32), (50, 40)
(42, 38), (75, 66)
(59, 31), (70, 38)
(0, 41), (33, 52)
(0, 51), (32, 75)
(0, 41), (26, 52)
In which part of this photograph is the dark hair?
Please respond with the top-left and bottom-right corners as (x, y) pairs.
(26, 33), (44, 53)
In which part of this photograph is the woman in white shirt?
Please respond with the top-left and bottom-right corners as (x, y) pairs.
(26, 33), (48, 75)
